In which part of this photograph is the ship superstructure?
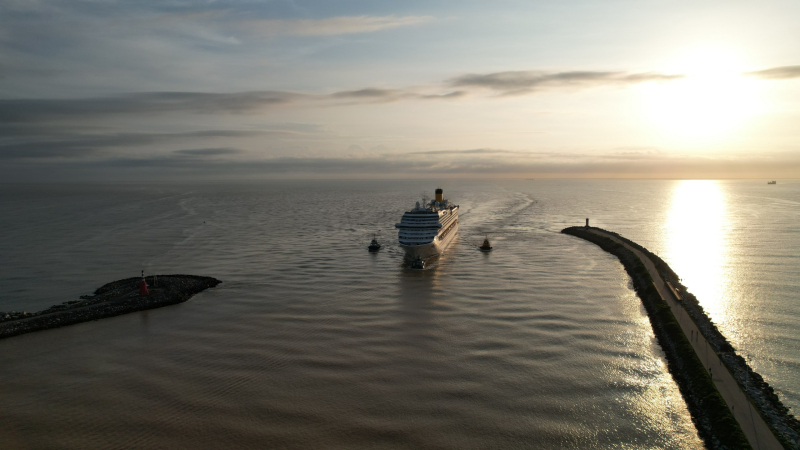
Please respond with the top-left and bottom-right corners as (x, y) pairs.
(395, 188), (459, 260)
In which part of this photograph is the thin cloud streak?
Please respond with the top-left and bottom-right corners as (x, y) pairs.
(330, 88), (466, 103)
(0, 130), (292, 159)
(744, 65), (800, 80)
(330, 88), (407, 103)
(0, 68), (686, 124)
(420, 91), (466, 100)
(411, 149), (523, 155)
(0, 92), (302, 123)
(450, 70), (683, 95)
(331, 88), (399, 98)
(242, 15), (433, 36)
(174, 147), (242, 157)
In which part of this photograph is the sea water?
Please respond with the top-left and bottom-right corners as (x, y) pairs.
(0, 179), (797, 449)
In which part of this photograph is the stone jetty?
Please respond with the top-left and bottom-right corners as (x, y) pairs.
(0, 275), (221, 340)
(563, 226), (800, 450)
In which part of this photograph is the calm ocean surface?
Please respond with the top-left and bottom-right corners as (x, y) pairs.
(1, 179), (797, 449)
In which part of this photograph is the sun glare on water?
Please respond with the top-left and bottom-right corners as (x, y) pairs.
(644, 50), (763, 142)
(664, 180), (730, 323)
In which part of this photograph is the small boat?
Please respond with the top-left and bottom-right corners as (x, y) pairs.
(479, 236), (492, 252)
(368, 235), (381, 252)
(410, 256), (425, 269)
(767, 181), (777, 185)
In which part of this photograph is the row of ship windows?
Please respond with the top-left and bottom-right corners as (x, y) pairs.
(438, 218), (458, 240)
(396, 217), (457, 229)
(402, 210), (454, 218)
(399, 232), (437, 240)
(405, 215), (451, 223)
(400, 219), (457, 241)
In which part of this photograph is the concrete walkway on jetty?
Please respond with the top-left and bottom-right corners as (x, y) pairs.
(588, 229), (783, 450)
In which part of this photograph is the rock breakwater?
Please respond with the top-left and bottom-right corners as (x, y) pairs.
(564, 226), (749, 449)
(564, 226), (800, 449)
(0, 275), (221, 340)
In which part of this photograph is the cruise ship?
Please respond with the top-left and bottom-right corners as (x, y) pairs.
(395, 188), (459, 260)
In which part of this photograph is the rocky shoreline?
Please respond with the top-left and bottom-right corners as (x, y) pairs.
(587, 228), (800, 449)
(563, 226), (750, 449)
(564, 226), (800, 449)
(0, 275), (221, 340)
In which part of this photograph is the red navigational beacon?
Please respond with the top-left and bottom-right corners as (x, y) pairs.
(139, 270), (149, 295)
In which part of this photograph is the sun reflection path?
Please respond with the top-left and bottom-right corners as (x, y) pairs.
(664, 180), (731, 324)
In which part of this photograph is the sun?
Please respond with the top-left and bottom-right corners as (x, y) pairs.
(642, 49), (763, 143)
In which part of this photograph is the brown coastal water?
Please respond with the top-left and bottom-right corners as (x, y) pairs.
(0, 179), (797, 449)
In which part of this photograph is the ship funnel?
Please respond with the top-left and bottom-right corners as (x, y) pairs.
(435, 188), (443, 203)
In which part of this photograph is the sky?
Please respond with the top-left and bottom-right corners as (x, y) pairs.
(1, 0), (799, 180)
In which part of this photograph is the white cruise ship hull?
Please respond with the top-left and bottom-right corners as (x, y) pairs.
(401, 221), (459, 260)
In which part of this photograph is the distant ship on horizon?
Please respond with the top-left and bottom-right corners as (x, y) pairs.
(395, 188), (459, 260)
(767, 180), (777, 184)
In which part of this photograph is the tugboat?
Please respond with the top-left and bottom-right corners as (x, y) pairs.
(410, 256), (425, 269)
(479, 236), (492, 252)
(368, 235), (381, 252)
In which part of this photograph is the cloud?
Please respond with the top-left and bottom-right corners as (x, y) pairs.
(0, 130), (270, 159)
(744, 65), (800, 80)
(0, 141), (103, 160)
(174, 147), (242, 157)
(0, 67), (686, 125)
(332, 88), (397, 98)
(242, 15), (433, 36)
(0, 134), (165, 160)
(411, 148), (523, 155)
(420, 91), (466, 100)
(450, 70), (682, 95)
(0, 92), (302, 123)
(331, 88), (405, 103)
(0, 87), (463, 125)
(331, 88), (466, 103)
